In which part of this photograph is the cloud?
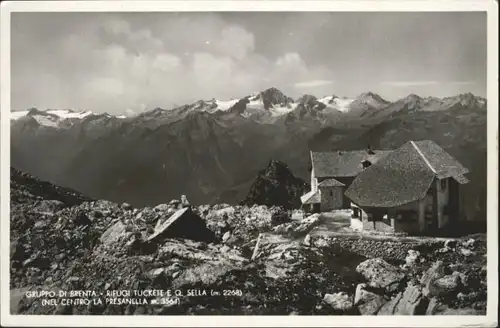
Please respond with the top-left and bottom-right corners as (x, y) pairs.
(381, 81), (439, 87)
(294, 80), (334, 89)
(215, 25), (255, 60)
(381, 80), (479, 89)
(10, 12), (487, 111)
(448, 80), (478, 86)
(8, 14), (350, 113)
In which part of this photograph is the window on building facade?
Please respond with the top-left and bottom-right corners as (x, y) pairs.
(330, 190), (333, 197)
(440, 179), (446, 191)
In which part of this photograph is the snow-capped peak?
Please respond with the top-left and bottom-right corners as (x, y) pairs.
(10, 108), (127, 128)
(11, 108), (95, 121)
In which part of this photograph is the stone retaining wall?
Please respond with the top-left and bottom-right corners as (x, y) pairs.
(337, 238), (415, 261)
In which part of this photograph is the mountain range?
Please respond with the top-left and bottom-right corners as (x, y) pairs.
(10, 88), (487, 221)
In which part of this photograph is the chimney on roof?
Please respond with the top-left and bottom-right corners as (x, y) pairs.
(362, 159), (372, 169)
(367, 144), (375, 155)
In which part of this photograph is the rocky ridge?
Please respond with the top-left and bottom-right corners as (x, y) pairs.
(241, 160), (309, 210)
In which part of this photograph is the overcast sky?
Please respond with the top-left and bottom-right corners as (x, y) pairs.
(11, 12), (486, 115)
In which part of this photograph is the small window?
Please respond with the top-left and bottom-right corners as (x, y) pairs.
(440, 179), (446, 190)
(330, 190), (333, 197)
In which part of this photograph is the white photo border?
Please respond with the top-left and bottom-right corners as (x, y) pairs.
(1, 1), (498, 327)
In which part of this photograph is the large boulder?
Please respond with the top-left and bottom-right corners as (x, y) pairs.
(425, 297), (441, 315)
(430, 274), (461, 297)
(271, 210), (291, 225)
(354, 283), (387, 315)
(35, 200), (65, 213)
(154, 203), (170, 212)
(323, 292), (354, 312)
(294, 214), (320, 233)
(100, 221), (127, 245)
(147, 208), (215, 243)
(377, 283), (425, 315)
(356, 258), (405, 292)
(426, 298), (481, 315)
(420, 261), (446, 297)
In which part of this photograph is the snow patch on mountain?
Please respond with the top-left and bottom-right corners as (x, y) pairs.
(45, 109), (93, 119)
(32, 115), (60, 128)
(215, 99), (240, 111)
(11, 111), (30, 120)
(11, 109), (91, 120)
(244, 96), (296, 117)
(269, 103), (298, 116)
(317, 96), (355, 113)
(10, 109), (128, 122)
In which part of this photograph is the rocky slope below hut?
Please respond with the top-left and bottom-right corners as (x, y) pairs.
(10, 168), (486, 315)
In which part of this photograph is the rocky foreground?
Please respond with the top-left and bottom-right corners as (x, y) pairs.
(10, 168), (487, 315)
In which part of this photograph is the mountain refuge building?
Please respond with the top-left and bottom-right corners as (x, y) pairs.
(301, 147), (392, 212)
(301, 140), (469, 235)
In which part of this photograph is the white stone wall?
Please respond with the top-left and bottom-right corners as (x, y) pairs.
(319, 186), (343, 211)
(437, 177), (451, 228)
(311, 169), (318, 192)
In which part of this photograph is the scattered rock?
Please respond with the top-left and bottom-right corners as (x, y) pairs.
(460, 248), (475, 257)
(420, 261), (446, 297)
(121, 203), (132, 210)
(312, 235), (332, 248)
(100, 221), (127, 245)
(323, 292), (353, 311)
(354, 283), (387, 315)
(425, 297), (443, 315)
(271, 210), (291, 225)
(74, 212), (91, 226)
(405, 250), (420, 266)
(303, 234), (311, 247)
(273, 223), (293, 234)
(222, 231), (232, 243)
(294, 214), (320, 233)
(438, 247), (450, 253)
(378, 283), (425, 315)
(154, 204), (170, 212)
(36, 200), (65, 213)
(180, 195), (191, 209)
(462, 238), (475, 249)
(8, 168), (488, 316)
(452, 271), (468, 287)
(251, 233), (263, 261)
(443, 239), (457, 249)
(431, 274), (461, 297)
(356, 258), (405, 291)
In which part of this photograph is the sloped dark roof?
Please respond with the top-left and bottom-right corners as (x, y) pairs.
(453, 175), (469, 184)
(311, 149), (392, 178)
(412, 140), (469, 178)
(301, 190), (321, 204)
(345, 140), (469, 208)
(318, 178), (345, 187)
